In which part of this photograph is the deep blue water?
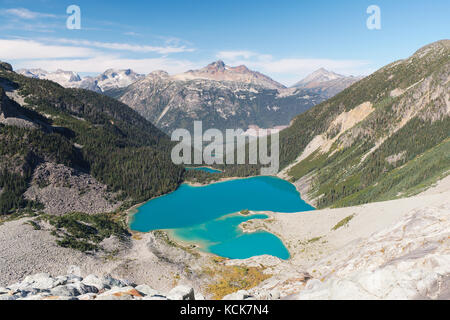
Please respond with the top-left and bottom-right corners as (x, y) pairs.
(129, 176), (314, 259)
(186, 167), (222, 173)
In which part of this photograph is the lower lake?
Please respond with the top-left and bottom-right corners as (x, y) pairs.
(129, 176), (314, 260)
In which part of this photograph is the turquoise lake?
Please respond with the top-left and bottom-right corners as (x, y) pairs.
(186, 167), (222, 173)
(130, 176), (314, 260)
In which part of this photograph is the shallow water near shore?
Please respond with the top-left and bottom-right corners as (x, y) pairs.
(130, 176), (314, 259)
(171, 213), (291, 259)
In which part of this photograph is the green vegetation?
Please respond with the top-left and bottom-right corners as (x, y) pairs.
(332, 214), (355, 231)
(240, 209), (250, 215)
(0, 68), (185, 215)
(307, 236), (322, 244)
(26, 220), (41, 230)
(37, 212), (130, 252)
(315, 119), (450, 208)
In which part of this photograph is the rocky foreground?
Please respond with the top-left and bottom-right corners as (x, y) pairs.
(0, 272), (262, 301)
(0, 272), (202, 301)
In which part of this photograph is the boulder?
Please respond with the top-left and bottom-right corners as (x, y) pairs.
(22, 273), (58, 290)
(50, 285), (80, 297)
(81, 274), (110, 291)
(167, 285), (195, 300)
(102, 275), (127, 288)
(135, 284), (158, 297)
(222, 290), (254, 300)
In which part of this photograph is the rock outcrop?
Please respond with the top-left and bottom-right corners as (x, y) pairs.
(0, 273), (202, 301)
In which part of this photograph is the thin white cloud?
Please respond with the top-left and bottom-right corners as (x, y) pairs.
(0, 39), (97, 60)
(1, 8), (57, 19)
(217, 50), (373, 85)
(0, 37), (199, 74)
(48, 38), (195, 54)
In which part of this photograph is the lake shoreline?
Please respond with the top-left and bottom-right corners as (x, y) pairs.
(128, 176), (311, 260)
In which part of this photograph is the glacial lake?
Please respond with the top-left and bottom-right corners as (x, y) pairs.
(186, 167), (222, 173)
(129, 176), (314, 260)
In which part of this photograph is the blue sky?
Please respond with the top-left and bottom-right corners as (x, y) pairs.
(0, 0), (448, 85)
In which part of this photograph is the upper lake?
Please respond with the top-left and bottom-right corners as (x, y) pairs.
(129, 176), (314, 259)
(186, 167), (222, 173)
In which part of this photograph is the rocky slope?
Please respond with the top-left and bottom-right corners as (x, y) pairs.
(276, 39), (450, 208)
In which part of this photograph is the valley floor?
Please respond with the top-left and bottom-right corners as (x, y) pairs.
(1, 175), (448, 299)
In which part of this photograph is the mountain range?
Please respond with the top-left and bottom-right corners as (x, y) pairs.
(7, 39), (449, 213)
(17, 63), (361, 134)
(17, 68), (145, 93)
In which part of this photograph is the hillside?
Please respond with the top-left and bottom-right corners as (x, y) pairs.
(0, 62), (184, 215)
(276, 39), (450, 208)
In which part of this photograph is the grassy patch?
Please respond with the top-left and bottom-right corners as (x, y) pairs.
(203, 265), (271, 300)
(38, 212), (130, 253)
(307, 236), (323, 243)
(331, 214), (355, 231)
(26, 220), (41, 230)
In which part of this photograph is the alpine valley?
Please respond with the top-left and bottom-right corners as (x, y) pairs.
(0, 39), (449, 301)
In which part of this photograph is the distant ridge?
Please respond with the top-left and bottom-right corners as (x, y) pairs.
(17, 68), (144, 93)
(292, 68), (363, 99)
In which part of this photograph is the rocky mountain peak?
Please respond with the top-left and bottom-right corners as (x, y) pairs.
(291, 68), (362, 99)
(293, 69), (344, 88)
(148, 70), (170, 78)
(176, 61), (285, 89)
(207, 60), (226, 71)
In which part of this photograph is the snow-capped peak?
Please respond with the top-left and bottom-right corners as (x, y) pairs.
(293, 68), (344, 88)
